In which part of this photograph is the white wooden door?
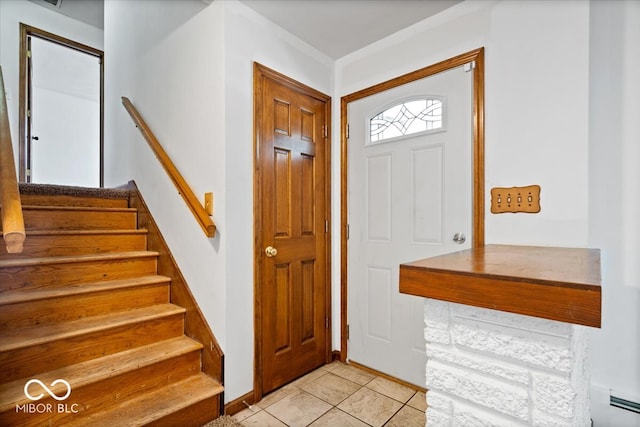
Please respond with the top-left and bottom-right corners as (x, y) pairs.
(347, 65), (473, 386)
(30, 36), (101, 187)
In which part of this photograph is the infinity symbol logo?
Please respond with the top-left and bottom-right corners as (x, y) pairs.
(24, 379), (72, 401)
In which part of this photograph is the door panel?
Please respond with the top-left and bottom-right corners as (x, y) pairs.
(367, 154), (392, 241)
(348, 65), (473, 387)
(28, 35), (101, 186)
(412, 145), (443, 244)
(255, 65), (330, 395)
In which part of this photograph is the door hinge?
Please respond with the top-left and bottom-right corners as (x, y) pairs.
(322, 125), (328, 138)
(346, 224), (350, 240)
(27, 109), (31, 118)
(346, 124), (350, 139)
(464, 61), (476, 72)
(346, 324), (350, 340)
(325, 220), (329, 233)
(325, 317), (329, 329)
(27, 50), (31, 58)
(26, 169), (31, 177)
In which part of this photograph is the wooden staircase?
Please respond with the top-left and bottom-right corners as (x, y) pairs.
(0, 184), (223, 426)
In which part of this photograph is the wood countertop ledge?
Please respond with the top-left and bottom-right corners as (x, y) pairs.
(399, 244), (602, 328)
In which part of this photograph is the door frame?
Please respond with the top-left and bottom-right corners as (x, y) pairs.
(340, 47), (485, 361)
(18, 23), (104, 186)
(253, 62), (332, 401)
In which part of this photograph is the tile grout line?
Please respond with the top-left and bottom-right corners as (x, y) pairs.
(235, 362), (426, 426)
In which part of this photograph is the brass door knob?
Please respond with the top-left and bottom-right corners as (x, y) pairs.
(265, 246), (278, 257)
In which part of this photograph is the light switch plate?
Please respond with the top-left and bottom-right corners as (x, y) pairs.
(491, 185), (541, 214)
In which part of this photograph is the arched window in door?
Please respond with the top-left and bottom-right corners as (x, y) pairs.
(368, 96), (445, 145)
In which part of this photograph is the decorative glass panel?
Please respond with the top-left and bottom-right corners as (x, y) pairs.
(369, 97), (443, 144)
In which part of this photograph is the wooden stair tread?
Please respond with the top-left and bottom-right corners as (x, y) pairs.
(1, 183), (223, 422)
(0, 304), (185, 351)
(0, 250), (159, 268)
(63, 373), (223, 427)
(0, 275), (171, 305)
(6, 229), (148, 237)
(0, 336), (203, 410)
(20, 205), (137, 213)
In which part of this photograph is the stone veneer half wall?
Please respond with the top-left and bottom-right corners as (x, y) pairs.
(424, 298), (590, 426)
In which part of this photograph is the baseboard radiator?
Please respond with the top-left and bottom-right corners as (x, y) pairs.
(610, 394), (640, 414)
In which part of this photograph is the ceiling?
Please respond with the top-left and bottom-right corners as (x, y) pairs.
(239, 0), (462, 59)
(27, 0), (462, 59)
(27, 0), (105, 29)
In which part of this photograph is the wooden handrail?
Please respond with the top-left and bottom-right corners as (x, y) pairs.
(121, 97), (216, 237)
(0, 67), (26, 253)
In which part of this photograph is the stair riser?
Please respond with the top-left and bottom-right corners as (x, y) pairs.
(20, 209), (137, 231)
(19, 194), (129, 208)
(0, 284), (169, 330)
(0, 313), (185, 382)
(59, 374), (223, 427)
(0, 257), (158, 294)
(1, 350), (202, 427)
(148, 394), (221, 427)
(0, 233), (147, 259)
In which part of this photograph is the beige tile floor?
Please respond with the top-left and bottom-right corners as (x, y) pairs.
(233, 362), (427, 427)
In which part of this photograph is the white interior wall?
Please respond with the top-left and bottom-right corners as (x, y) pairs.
(104, 0), (333, 403)
(103, 0), (228, 383)
(588, 1), (640, 425)
(0, 0), (103, 170)
(338, 0), (589, 249)
(336, 1), (638, 425)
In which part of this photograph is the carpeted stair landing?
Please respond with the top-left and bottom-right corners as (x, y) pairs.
(18, 182), (130, 199)
(201, 415), (243, 427)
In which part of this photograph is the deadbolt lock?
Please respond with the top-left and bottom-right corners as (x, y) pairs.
(452, 233), (466, 244)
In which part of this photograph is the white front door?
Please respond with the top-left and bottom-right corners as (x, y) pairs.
(347, 64), (473, 386)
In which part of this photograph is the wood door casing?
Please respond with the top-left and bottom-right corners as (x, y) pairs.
(340, 48), (485, 361)
(254, 63), (331, 397)
(18, 24), (104, 185)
